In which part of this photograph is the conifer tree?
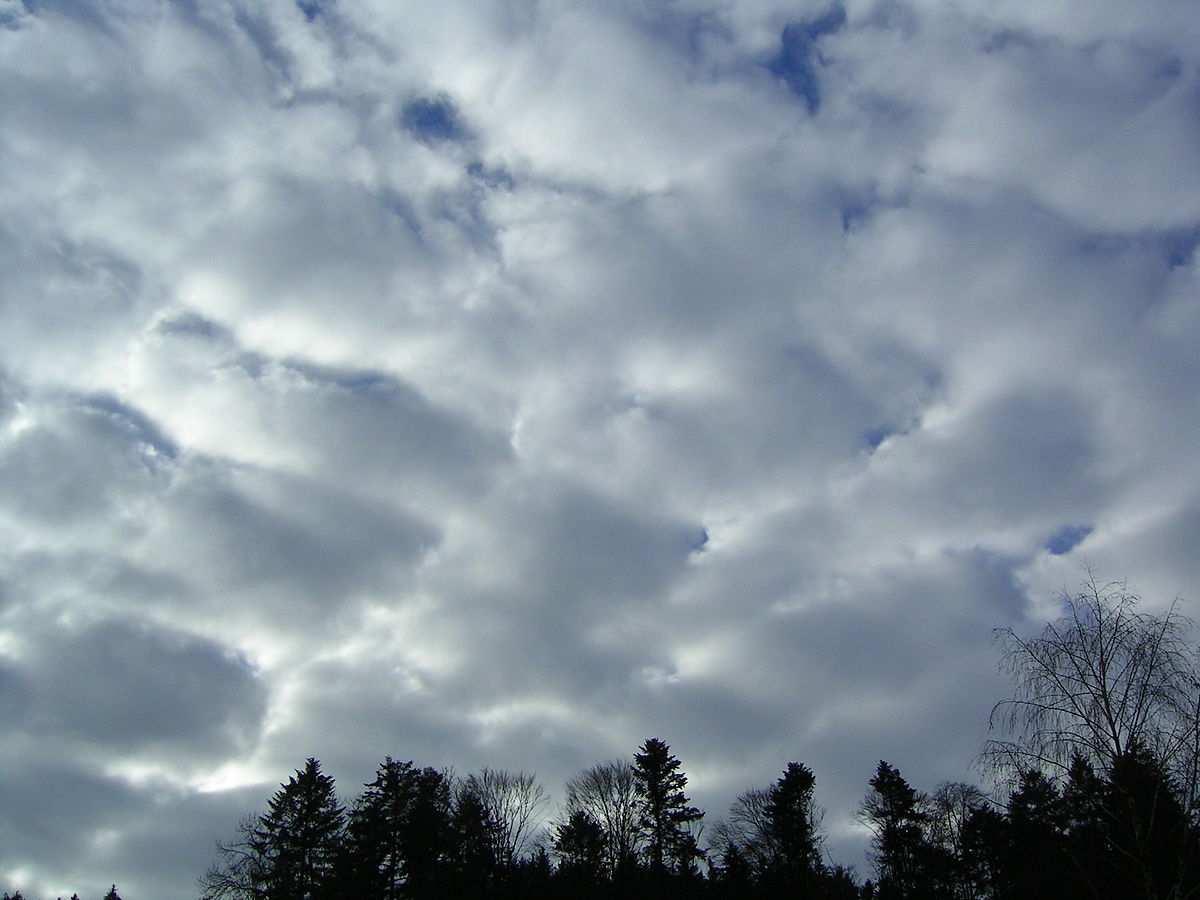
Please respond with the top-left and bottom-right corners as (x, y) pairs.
(631, 738), (704, 879)
(712, 840), (754, 895)
(201, 758), (344, 900)
(451, 778), (502, 892)
(1004, 769), (1070, 900)
(1104, 744), (1196, 900)
(762, 762), (825, 891)
(251, 758), (344, 900)
(340, 758), (454, 899)
(552, 809), (607, 887)
(860, 761), (936, 899)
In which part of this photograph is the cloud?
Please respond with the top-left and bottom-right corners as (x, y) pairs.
(18, 617), (265, 758)
(2, 0), (1199, 895)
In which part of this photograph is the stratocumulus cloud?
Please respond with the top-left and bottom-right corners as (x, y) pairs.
(2, 0), (1199, 895)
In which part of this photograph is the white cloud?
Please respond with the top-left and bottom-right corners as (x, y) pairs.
(2, 0), (1198, 895)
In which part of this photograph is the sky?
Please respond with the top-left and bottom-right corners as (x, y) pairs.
(2, 0), (1200, 896)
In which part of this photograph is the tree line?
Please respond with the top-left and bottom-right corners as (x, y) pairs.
(190, 577), (1200, 900)
(1, 886), (122, 900)
(5, 576), (1200, 899)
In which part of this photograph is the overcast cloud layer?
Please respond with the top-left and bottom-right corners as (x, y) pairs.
(3, 0), (1200, 895)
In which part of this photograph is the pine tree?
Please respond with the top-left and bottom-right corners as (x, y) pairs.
(201, 758), (344, 900)
(339, 758), (454, 899)
(762, 762), (825, 892)
(631, 738), (704, 879)
(860, 761), (937, 900)
(250, 758), (344, 900)
(711, 841), (754, 896)
(959, 802), (1008, 899)
(451, 778), (502, 893)
(553, 809), (607, 887)
(1003, 769), (1071, 900)
(1104, 744), (1196, 900)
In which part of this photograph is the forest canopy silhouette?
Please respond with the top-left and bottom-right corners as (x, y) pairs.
(7, 577), (1200, 900)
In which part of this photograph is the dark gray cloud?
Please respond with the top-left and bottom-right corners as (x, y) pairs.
(2, 0), (1199, 895)
(19, 617), (265, 756)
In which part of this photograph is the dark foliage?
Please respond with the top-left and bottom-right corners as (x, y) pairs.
(631, 737), (705, 881)
(197, 757), (344, 900)
(177, 576), (1200, 900)
(337, 757), (455, 899)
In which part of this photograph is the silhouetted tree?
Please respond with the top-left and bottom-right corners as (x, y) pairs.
(1060, 754), (1112, 899)
(339, 758), (454, 899)
(1103, 744), (1197, 900)
(1004, 769), (1071, 900)
(562, 760), (643, 882)
(927, 782), (990, 900)
(552, 810), (607, 892)
(709, 840), (755, 897)
(860, 761), (939, 899)
(711, 787), (773, 878)
(509, 846), (554, 900)
(254, 759), (343, 900)
(986, 574), (1200, 899)
(825, 865), (864, 899)
(761, 762), (825, 893)
(103, 888), (121, 900)
(986, 575), (1200, 786)
(959, 802), (1008, 900)
(450, 779), (502, 895)
(463, 769), (548, 868)
(201, 758), (344, 900)
(631, 738), (704, 880)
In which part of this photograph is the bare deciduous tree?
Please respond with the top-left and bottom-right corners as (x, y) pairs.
(463, 768), (549, 866)
(928, 782), (988, 853)
(198, 816), (268, 900)
(710, 787), (773, 875)
(984, 573), (1200, 790)
(984, 574), (1200, 900)
(561, 759), (643, 878)
(928, 782), (990, 900)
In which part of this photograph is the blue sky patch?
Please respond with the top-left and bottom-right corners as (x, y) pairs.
(296, 0), (322, 22)
(766, 6), (847, 114)
(1044, 524), (1093, 555)
(401, 95), (467, 144)
(840, 193), (876, 233)
(863, 425), (893, 451)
